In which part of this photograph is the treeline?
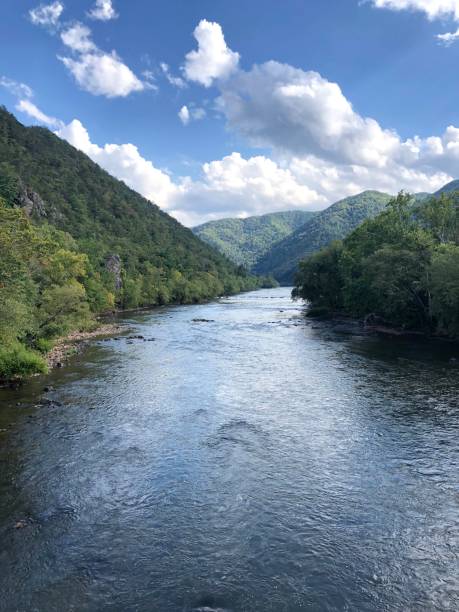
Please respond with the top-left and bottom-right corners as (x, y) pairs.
(0, 108), (274, 379)
(0, 185), (270, 380)
(293, 192), (459, 338)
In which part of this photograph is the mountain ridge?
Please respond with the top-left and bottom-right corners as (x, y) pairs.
(254, 190), (394, 284)
(193, 209), (317, 270)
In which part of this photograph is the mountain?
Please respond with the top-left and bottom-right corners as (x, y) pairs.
(0, 107), (265, 378)
(254, 191), (394, 284)
(193, 210), (317, 270)
(434, 179), (459, 195)
(0, 107), (261, 305)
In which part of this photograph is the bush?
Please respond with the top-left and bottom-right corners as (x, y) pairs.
(0, 342), (48, 378)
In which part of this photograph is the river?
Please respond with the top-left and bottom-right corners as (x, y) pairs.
(0, 287), (458, 611)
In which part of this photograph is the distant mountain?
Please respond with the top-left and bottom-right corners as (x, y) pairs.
(254, 191), (394, 284)
(193, 210), (317, 270)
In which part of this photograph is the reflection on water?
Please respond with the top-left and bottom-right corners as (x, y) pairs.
(0, 288), (458, 611)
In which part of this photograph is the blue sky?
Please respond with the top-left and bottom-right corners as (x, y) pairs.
(1, 0), (459, 225)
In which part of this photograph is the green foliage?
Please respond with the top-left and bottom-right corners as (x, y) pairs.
(193, 210), (316, 270)
(294, 192), (459, 338)
(0, 107), (266, 377)
(255, 191), (394, 283)
(0, 343), (48, 378)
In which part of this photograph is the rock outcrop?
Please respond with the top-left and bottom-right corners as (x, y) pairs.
(15, 184), (47, 218)
(106, 254), (123, 291)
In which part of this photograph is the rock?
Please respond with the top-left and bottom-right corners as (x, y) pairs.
(14, 520), (28, 530)
(105, 254), (122, 291)
(192, 319), (215, 323)
(43, 386), (54, 393)
(15, 184), (47, 218)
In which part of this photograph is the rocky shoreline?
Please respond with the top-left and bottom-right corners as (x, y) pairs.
(46, 324), (127, 370)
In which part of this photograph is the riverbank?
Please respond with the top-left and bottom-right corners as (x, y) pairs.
(46, 323), (127, 370)
(0, 323), (128, 388)
(305, 308), (459, 346)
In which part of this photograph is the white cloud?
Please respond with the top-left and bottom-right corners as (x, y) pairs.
(160, 63), (187, 89)
(55, 115), (453, 226)
(61, 23), (96, 53)
(0, 77), (33, 99)
(170, 153), (325, 225)
(25, 18), (459, 226)
(370, 0), (459, 21)
(371, 1), (459, 41)
(178, 104), (206, 125)
(87, 0), (118, 21)
(59, 23), (145, 97)
(15, 99), (63, 128)
(178, 105), (190, 125)
(57, 119), (178, 208)
(54, 119), (324, 225)
(218, 61), (400, 168)
(183, 20), (240, 87)
(437, 27), (459, 44)
(29, 1), (64, 27)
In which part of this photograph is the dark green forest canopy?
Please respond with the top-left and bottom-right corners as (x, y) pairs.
(255, 191), (394, 284)
(0, 107), (271, 378)
(193, 210), (317, 270)
(294, 192), (459, 338)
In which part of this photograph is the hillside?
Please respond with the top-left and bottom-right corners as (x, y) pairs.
(0, 107), (264, 378)
(193, 210), (317, 270)
(254, 191), (394, 284)
(435, 180), (459, 195)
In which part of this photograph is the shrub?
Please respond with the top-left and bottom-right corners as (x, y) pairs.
(0, 342), (48, 379)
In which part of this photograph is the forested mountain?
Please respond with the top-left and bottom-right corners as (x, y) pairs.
(193, 210), (316, 269)
(435, 179), (459, 195)
(254, 191), (393, 284)
(0, 107), (266, 378)
(294, 192), (459, 338)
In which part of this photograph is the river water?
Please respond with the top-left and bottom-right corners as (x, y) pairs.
(0, 288), (458, 611)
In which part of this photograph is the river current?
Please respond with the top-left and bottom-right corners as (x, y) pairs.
(0, 287), (458, 611)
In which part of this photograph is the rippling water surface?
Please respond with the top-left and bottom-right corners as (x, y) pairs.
(0, 288), (458, 611)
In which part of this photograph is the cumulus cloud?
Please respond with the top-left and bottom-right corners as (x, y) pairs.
(160, 63), (187, 88)
(437, 27), (459, 44)
(0, 77), (34, 99)
(178, 105), (190, 125)
(370, 0), (459, 21)
(61, 23), (96, 53)
(22, 17), (459, 226)
(56, 119), (178, 208)
(54, 119), (324, 225)
(178, 104), (206, 125)
(183, 20), (240, 87)
(170, 153), (325, 225)
(218, 61), (400, 167)
(29, 1), (64, 27)
(87, 0), (118, 21)
(15, 99), (63, 128)
(59, 23), (145, 97)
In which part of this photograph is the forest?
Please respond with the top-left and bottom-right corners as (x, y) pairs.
(294, 192), (459, 338)
(0, 108), (272, 379)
